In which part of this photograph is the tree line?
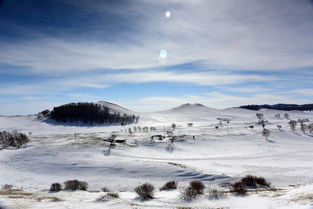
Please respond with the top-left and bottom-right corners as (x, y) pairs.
(240, 104), (313, 111)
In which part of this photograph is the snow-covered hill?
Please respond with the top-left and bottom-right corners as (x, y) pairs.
(96, 101), (136, 115)
(1, 102), (313, 209)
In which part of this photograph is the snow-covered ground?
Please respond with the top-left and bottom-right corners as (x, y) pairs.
(1, 103), (313, 209)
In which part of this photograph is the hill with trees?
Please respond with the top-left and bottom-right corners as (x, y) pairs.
(39, 102), (139, 125)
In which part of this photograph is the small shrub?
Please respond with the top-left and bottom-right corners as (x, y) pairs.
(95, 195), (110, 202)
(51, 197), (62, 202)
(134, 183), (155, 200)
(230, 182), (247, 195)
(96, 192), (119, 202)
(241, 175), (257, 187)
(180, 186), (198, 201)
(2, 184), (13, 190)
(190, 181), (205, 194)
(262, 128), (271, 140)
(101, 187), (111, 192)
(64, 180), (88, 191)
(241, 175), (270, 188)
(208, 188), (227, 200)
(49, 183), (62, 192)
(160, 181), (177, 191)
(107, 192), (119, 198)
(254, 177), (271, 187)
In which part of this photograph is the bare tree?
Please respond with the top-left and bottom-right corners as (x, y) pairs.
(258, 120), (266, 130)
(262, 129), (271, 141)
(171, 123), (176, 131)
(284, 113), (289, 120)
(187, 123), (193, 127)
(289, 120), (297, 132)
(217, 118), (231, 133)
(307, 123), (313, 134)
(277, 125), (282, 131)
(299, 121), (307, 134)
(256, 113), (264, 120)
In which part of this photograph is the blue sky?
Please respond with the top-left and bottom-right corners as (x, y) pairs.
(0, 0), (313, 115)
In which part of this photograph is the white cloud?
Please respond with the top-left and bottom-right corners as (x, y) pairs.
(100, 71), (276, 86)
(1, 0), (313, 73)
(218, 86), (272, 93)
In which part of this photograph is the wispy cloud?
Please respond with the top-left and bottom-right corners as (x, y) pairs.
(1, 0), (313, 73)
(288, 89), (313, 96)
(218, 86), (272, 93)
(0, 69), (276, 95)
(0, 0), (312, 115)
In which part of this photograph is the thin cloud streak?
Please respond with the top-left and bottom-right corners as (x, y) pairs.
(0, 70), (277, 95)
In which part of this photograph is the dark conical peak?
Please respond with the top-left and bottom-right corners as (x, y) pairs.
(171, 103), (208, 111)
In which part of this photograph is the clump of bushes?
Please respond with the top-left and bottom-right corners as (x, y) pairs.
(64, 180), (88, 191)
(180, 186), (199, 201)
(208, 188), (227, 200)
(96, 192), (119, 202)
(101, 187), (111, 192)
(134, 183), (155, 200)
(230, 182), (247, 195)
(107, 192), (119, 198)
(160, 181), (177, 191)
(230, 175), (271, 195)
(49, 183), (62, 192)
(190, 181), (205, 194)
(180, 181), (205, 201)
(241, 175), (271, 188)
(2, 184), (13, 190)
(0, 130), (30, 149)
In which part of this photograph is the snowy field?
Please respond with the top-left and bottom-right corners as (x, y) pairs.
(1, 104), (313, 209)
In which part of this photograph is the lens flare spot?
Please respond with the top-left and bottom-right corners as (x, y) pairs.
(159, 49), (168, 64)
(165, 11), (171, 18)
(160, 49), (167, 58)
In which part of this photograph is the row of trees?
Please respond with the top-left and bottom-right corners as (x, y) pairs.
(241, 104), (313, 111)
(49, 103), (139, 125)
(0, 130), (30, 149)
(121, 126), (156, 135)
(288, 119), (313, 134)
(256, 113), (313, 140)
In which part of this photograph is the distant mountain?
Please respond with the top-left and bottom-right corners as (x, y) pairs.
(162, 103), (218, 114)
(171, 103), (212, 111)
(240, 104), (313, 111)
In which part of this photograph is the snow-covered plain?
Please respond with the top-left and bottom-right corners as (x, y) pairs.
(1, 103), (313, 209)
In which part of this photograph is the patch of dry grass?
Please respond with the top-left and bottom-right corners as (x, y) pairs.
(0, 189), (32, 197)
(36, 196), (63, 202)
(0, 188), (62, 202)
(291, 194), (313, 202)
